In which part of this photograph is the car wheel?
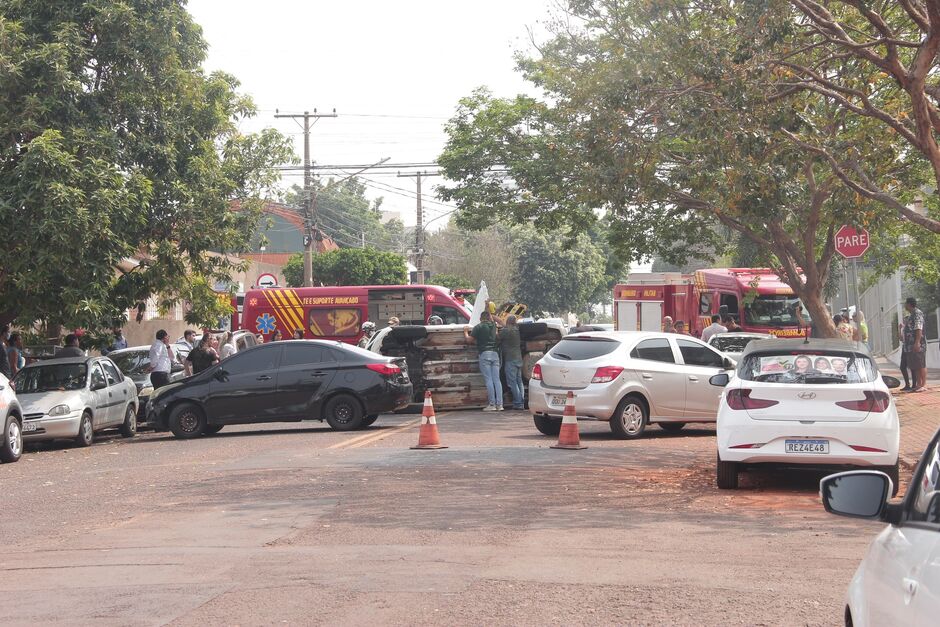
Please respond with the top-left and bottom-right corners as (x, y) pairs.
(362, 415), (379, 428)
(75, 412), (94, 447)
(878, 463), (900, 497)
(324, 394), (365, 431)
(716, 454), (739, 489)
(204, 424), (224, 435)
(168, 403), (206, 439)
(533, 413), (561, 436)
(1, 414), (22, 463)
(610, 395), (648, 439)
(119, 405), (137, 438)
(659, 422), (685, 433)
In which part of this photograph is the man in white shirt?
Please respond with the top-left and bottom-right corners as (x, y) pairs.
(701, 314), (728, 343)
(147, 329), (174, 389)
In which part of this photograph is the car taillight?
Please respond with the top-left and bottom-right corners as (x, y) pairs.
(726, 389), (779, 410)
(531, 364), (542, 381)
(836, 391), (890, 413)
(366, 363), (401, 377)
(591, 366), (624, 383)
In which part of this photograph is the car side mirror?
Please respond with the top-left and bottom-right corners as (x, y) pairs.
(881, 375), (901, 389)
(213, 369), (227, 382)
(722, 357), (735, 370)
(709, 373), (730, 387)
(820, 471), (891, 520)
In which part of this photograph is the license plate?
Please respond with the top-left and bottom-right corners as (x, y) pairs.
(23, 421), (39, 433)
(550, 395), (568, 406)
(785, 439), (829, 454)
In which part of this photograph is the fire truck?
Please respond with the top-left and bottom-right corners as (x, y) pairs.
(613, 268), (807, 338)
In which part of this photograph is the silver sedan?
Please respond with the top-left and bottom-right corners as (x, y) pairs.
(14, 357), (138, 447)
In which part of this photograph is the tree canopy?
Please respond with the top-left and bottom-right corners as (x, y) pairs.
(0, 0), (293, 330)
(284, 248), (408, 287)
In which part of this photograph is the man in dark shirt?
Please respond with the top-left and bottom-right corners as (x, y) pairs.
(58, 334), (85, 357)
(498, 315), (524, 410)
(186, 336), (218, 374)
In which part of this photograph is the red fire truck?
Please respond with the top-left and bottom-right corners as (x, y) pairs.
(613, 268), (807, 338)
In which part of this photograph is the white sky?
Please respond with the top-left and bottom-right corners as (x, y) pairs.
(187, 0), (555, 231)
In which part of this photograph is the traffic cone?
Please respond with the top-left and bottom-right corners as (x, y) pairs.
(411, 391), (448, 450)
(551, 391), (587, 450)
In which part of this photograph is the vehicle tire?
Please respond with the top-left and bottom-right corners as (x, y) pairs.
(324, 394), (365, 431)
(204, 424), (224, 435)
(168, 403), (206, 439)
(1, 414), (22, 463)
(389, 325), (428, 341)
(878, 463), (900, 497)
(119, 405), (137, 438)
(362, 415), (379, 427)
(533, 413), (561, 436)
(659, 422), (685, 433)
(609, 395), (648, 439)
(75, 412), (94, 447)
(717, 454), (739, 489)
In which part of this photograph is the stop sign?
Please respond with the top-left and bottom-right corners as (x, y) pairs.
(834, 225), (870, 259)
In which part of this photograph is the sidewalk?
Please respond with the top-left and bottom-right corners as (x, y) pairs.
(877, 358), (940, 469)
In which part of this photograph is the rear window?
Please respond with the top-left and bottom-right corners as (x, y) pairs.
(740, 352), (877, 383)
(549, 337), (620, 361)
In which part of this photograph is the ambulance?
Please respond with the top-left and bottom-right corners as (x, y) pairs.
(241, 284), (471, 344)
(614, 268), (808, 338)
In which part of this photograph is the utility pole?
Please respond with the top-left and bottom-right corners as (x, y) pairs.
(397, 171), (439, 284)
(274, 108), (337, 286)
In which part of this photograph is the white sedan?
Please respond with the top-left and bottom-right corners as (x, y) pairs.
(819, 426), (940, 626)
(529, 331), (735, 438)
(712, 339), (900, 490)
(14, 357), (138, 447)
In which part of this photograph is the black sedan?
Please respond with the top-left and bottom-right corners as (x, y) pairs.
(146, 340), (412, 438)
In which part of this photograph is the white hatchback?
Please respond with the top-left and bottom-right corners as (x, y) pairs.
(528, 331), (735, 438)
(819, 426), (940, 626)
(713, 339), (900, 490)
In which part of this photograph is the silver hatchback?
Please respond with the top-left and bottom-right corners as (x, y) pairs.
(528, 331), (734, 438)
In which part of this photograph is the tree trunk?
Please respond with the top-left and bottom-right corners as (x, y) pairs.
(798, 289), (837, 339)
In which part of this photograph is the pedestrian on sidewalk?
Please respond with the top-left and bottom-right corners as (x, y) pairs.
(904, 297), (929, 392)
(147, 330), (174, 390)
(673, 320), (688, 335)
(186, 335), (218, 375)
(292, 329), (304, 339)
(499, 315), (525, 410)
(834, 315), (854, 342)
(271, 329), (283, 342)
(219, 331), (236, 359)
(465, 311), (504, 411)
(852, 310), (870, 349)
(701, 314), (728, 342)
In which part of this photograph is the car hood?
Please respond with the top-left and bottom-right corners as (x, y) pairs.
(18, 390), (86, 415)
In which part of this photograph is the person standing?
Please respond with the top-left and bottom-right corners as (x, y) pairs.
(105, 326), (127, 354)
(899, 318), (912, 391)
(852, 310), (870, 348)
(292, 329), (304, 340)
(722, 315), (741, 332)
(58, 334), (85, 357)
(0, 324), (11, 379)
(701, 314), (728, 343)
(147, 330), (174, 389)
(498, 315), (525, 410)
(180, 330), (196, 352)
(904, 297), (928, 392)
(358, 321), (376, 348)
(271, 329), (283, 342)
(219, 331), (236, 359)
(834, 315), (854, 341)
(186, 335), (219, 375)
(662, 316), (674, 333)
(387, 317), (400, 328)
(464, 311), (503, 411)
(6, 332), (24, 376)
(673, 320), (689, 335)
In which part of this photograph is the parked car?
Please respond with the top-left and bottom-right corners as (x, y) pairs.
(1, 373), (24, 463)
(707, 332), (775, 362)
(711, 338), (900, 490)
(819, 425), (940, 626)
(528, 331), (735, 439)
(146, 340), (412, 438)
(108, 346), (186, 421)
(14, 357), (139, 446)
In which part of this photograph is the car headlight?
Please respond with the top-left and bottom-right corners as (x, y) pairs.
(48, 404), (71, 417)
(138, 385), (154, 398)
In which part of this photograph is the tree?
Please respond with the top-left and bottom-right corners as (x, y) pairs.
(512, 229), (605, 316)
(438, 1), (905, 336)
(431, 273), (474, 291)
(423, 224), (516, 303)
(300, 248), (408, 286)
(283, 254), (305, 288)
(0, 1), (293, 330)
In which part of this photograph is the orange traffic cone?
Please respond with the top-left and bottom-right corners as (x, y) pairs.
(411, 391), (448, 450)
(551, 391), (586, 450)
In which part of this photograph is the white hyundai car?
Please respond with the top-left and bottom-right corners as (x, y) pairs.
(713, 339), (900, 490)
(528, 331), (735, 438)
(819, 426), (940, 626)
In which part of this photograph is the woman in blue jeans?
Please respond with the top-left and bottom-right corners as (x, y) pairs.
(464, 311), (504, 411)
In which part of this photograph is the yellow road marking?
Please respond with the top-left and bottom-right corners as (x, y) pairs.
(329, 413), (451, 450)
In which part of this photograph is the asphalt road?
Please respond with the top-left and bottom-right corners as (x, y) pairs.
(0, 410), (878, 626)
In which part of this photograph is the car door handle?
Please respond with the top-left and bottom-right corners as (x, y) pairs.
(688, 376), (699, 382)
(309, 371), (327, 377)
(903, 577), (918, 603)
(641, 373), (653, 380)
(256, 375), (272, 381)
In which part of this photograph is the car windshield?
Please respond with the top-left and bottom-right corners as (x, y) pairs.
(743, 295), (804, 328)
(710, 336), (765, 354)
(110, 351), (149, 375)
(740, 352), (876, 384)
(549, 336), (620, 361)
(14, 364), (88, 393)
